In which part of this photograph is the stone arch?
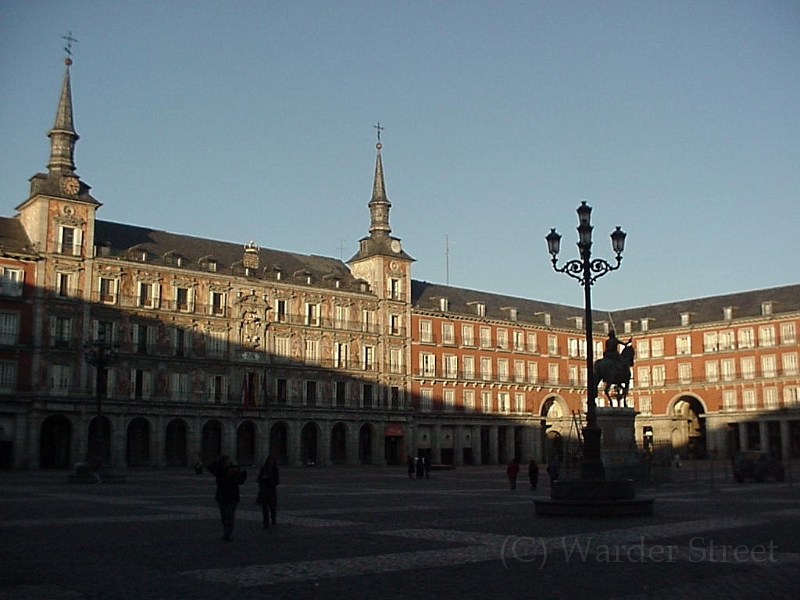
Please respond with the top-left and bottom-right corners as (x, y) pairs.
(269, 422), (289, 465)
(359, 423), (375, 465)
(301, 421), (319, 466)
(127, 417), (152, 467)
(668, 394), (708, 458)
(40, 415), (73, 469)
(236, 420), (257, 466)
(201, 419), (223, 462)
(539, 395), (569, 419)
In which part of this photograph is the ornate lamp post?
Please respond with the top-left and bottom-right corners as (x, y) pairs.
(546, 201), (626, 480)
(84, 330), (119, 465)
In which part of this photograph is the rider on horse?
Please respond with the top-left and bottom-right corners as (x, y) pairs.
(595, 330), (634, 405)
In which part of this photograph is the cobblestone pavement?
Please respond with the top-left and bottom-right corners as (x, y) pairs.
(1, 462), (798, 599)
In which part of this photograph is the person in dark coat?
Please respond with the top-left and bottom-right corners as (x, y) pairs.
(208, 456), (246, 541)
(528, 459), (539, 491)
(257, 455), (280, 528)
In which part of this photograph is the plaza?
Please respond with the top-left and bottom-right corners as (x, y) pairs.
(1, 463), (798, 599)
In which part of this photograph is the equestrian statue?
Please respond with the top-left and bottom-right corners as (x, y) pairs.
(594, 330), (635, 407)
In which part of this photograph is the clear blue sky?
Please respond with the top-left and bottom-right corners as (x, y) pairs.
(2, 1), (798, 310)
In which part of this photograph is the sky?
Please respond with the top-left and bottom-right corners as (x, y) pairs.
(1, 1), (798, 311)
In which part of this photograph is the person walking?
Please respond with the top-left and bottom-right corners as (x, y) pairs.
(546, 459), (560, 487)
(507, 457), (520, 490)
(528, 459), (539, 491)
(208, 456), (247, 541)
(257, 455), (280, 528)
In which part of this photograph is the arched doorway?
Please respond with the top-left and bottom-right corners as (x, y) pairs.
(127, 417), (151, 467)
(672, 396), (707, 458)
(40, 415), (72, 469)
(201, 420), (223, 462)
(87, 415), (112, 466)
(330, 422), (348, 465)
(269, 422), (288, 465)
(301, 422), (318, 466)
(359, 424), (373, 465)
(237, 421), (256, 466)
(165, 419), (188, 467)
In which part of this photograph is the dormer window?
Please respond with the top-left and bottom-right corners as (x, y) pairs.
(439, 297), (449, 312)
(640, 318), (651, 332)
(468, 301), (485, 317)
(680, 312), (691, 326)
(723, 306), (735, 320)
(761, 302), (774, 316)
(199, 256), (218, 272)
(624, 321), (633, 334)
(503, 307), (518, 321)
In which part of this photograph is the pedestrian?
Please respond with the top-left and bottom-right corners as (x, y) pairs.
(546, 459), (560, 487)
(528, 459), (539, 491)
(416, 455), (425, 479)
(673, 453), (682, 469)
(507, 457), (520, 490)
(423, 455), (431, 479)
(207, 456), (247, 541)
(407, 455), (415, 479)
(256, 455), (280, 529)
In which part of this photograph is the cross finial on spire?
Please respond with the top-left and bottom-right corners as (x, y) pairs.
(373, 122), (384, 144)
(62, 31), (78, 65)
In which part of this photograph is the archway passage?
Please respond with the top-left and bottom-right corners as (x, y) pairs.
(165, 419), (188, 467)
(673, 396), (707, 458)
(127, 417), (151, 467)
(202, 420), (223, 463)
(41, 415), (72, 469)
(301, 422), (318, 466)
(237, 421), (256, 466)
(359, 424), (373, 465)
(269, 422), (288, 465)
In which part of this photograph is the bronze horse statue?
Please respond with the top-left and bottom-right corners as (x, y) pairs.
(594, 342), (635, 407)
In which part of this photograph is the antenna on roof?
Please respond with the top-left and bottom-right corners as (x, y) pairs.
(445, 234), (455, 285)
(337, 239), (347, 261)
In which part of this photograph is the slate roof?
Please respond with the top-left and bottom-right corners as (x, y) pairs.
(0, 216), (34, 255)
(93, 220), (362, 289)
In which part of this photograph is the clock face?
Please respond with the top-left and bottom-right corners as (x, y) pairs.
(61, 177), (79, 195)
(390, 240), (401, 253)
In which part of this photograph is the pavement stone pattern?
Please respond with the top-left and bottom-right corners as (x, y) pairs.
(0, 461), (798, 599)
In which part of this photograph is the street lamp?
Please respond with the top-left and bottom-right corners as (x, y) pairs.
(546, 201), (626, 480)
(84, 330), (119, 466)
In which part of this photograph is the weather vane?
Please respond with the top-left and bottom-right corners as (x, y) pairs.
(62, 31), (79, 61)
(373, 122), (385, 144)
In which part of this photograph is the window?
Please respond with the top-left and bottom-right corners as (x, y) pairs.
(463, 355), (475, 379)
(305, 339), (320, 365)
(443, 389), (455, 412)
(759, 326), (776, 347)
(636, 339), (650, 359)
(703, 332), (718, 353)
(497, 329), (508, 350)
(305, 380), (318, 406)
(474, 302), (486, 317)
(761, 302), (774, 316)
(784, 386), (800, 407)
(680, 313), (691, 326)
(210, 291), (225, 316)
(0, 268), (24, 297)
(719, 330), (735, 350)
(527, 332), (538, 353)
(439, 297), (449, 312)
(209, 375), (227, 403)
(567, 338), (579, 357)
(389, 278), (401, 300)
(444, 354), (457, 378)
(207, 330), (227, 358)
(334, 342), (349, 369)
(58, 226), (81, 255)
(170, 373), (190, 400)
(547, 335), (558, 355)
(741, 356), (755, 380)
(334, 305), (348, 329)
(514, 393), (525, 413)
(783, 352), (798, 376)
(721, 359), (735, 381)
(480, 357), (492, 380)
(498, 358), (509, 381)
(743, 389), (757, 410)
(99, 277), (117, 304)
(131, 369), (152, 400)
(722, 390), (737, 411)
(481, 391), (492, 412)
(420, 320), (433, 343)
(389, 314), (401, 335)
(568, 364), (579, 386)
(651, 338), (664, 358)
(652, 365), (665, 386)
(548, 363), (559, 385)
(678, 363), (692, 384)
(0, 361), (16, 392)
(514, 360), (524, 382)
(705, 361), (718, 382)
(133, 324), (154, 355)
(738, 328), (754, 349)
(780, 322), (796, 345)
(676, 335), (691, 356)
(637, 366), (651, 387)
(174, 286), (191, 312)
(276, 378), (288, 404)
(49, 315), (72, 347)
(480, 327), (492, 348)
(761, 355), (776, 378)
(50, 364), (72, 394)
(56, 272), (72, 297)
(362, 346), (375, 371)
(276, 299), (288, 323)
(172, 328), (191, 358)
(498, 392), (510, 414)
(463, 390), (475, 412)
(0, 313), (20, 345)
(462, 324), (474, 347)
(362, 309), (375, 333)
(389, 347), (402, 373)
(305, 303), (320, 326)
(638, 396), (652, 415)
(421, 388), (433, 412)
(513, 331), (524, 351)
(138, 282), (160, 309)
(421, 353), (436, 377)
(764, 387), (779, 409)
(527, 362), (538, 383)
(442, 322), (455, 345)
(335, 381), (347, 407)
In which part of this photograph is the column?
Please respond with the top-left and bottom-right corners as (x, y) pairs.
(319, 420), (333, 467)
(288, 420), (303, 466)
(152, 414), (165, 468)
(780, 419), (790, 461)
(454, 424), (464, 466)
(738, 421), (748, 452)
(488, 426), (499, 465)
(759, 420), (769, 452)
(432, 423), (442, 465)
(347, 421), (360, 466)
(472, 425), (482, 465)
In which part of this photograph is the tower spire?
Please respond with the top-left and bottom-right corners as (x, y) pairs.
(368, 138), (391, 238)
(48, 35), (80, 174)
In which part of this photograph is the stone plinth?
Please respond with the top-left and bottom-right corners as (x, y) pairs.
(534, 480), (654, 517)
